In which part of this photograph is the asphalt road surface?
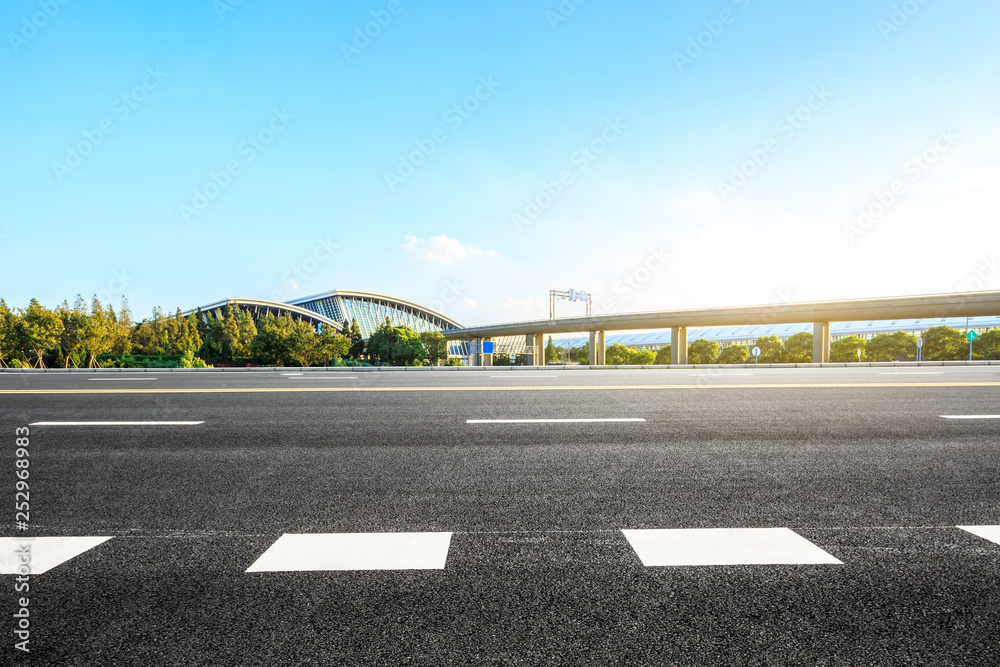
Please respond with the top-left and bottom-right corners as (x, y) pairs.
(2, 366), (999, 665)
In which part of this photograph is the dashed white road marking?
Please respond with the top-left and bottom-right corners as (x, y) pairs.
(957, 525), (1000, 545)
(28, 421), (204, 426)
(286, 376), (357, 380)
(246, 532), (453, 572)
(940, 415), (1000, 420)
(467, 418), (646, 424)
(86, 378), (157, 381)
(489, 375), (558, 378)
(878, 372), (944, 375)
(687, 373), (752, 376)
(0, 536), (113, 574)
(622, 527), (842, 567)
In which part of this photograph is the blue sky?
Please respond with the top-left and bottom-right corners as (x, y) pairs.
(2, 0), (998, 326)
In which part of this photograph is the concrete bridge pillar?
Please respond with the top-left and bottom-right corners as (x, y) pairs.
(526, 334), (545, 366)
(671, 327), (688, 365)
(589, 331), (606, 365)
(813, 321), (830, 363)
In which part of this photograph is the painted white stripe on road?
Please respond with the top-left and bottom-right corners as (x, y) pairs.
(687, 373), (752, 376)
(28, 421), (204, 426)
(86, 378), (157, 381)
(286, 376), (357, 379)
(467, 418), (645, 424)
(878, 372), (944, 375)
(958, 525), (1000, 545)
(489, 375), (558, 378)
(940, 415), (1000, 420)
(0, 536), (113, 574)
(246, 532), (452, 572)
(622, 527), (842, 567)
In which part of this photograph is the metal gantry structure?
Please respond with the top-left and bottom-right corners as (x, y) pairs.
(550, 289), (592, 319)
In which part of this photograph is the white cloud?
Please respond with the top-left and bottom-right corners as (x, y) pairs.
(402, 234), (499, 264)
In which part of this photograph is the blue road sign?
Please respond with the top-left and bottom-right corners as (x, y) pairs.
(482, 341), (494, 354)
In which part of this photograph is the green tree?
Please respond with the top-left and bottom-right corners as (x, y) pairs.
(718, 344), (749, 364)
(654, 345), (671, 365)
(391, 327), (425, 366)
(0, 299), (17, 367)
(867, 331), (917, 361)
(628, 349), (656, 365)
(19, 298), (64, 368)
(493, 352), (512, 366)
(605, 344), (633, 365)
(830, 335), (867, 363)
(545, 336), (559, 364)
(366, 318), (397, 364)
(81, 298), (118, 368)
(314, 328), (350, 366)
(974, 329), (1000, 360)
(572, 342), (590, 364)
(783, 331), (813, 363)
(921, 325), (966, 361)
(752, 335), (784, 364)
(56, 296), (89, 368)
(420, 331), (448, 366)
(345, 318), (365, 359)
(688, 339), (719, 364)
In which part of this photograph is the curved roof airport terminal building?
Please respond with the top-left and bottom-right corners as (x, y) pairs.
(193, 289), (1000, 363)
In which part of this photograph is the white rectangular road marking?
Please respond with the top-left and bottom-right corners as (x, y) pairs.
(622, 527), (842, 567)
(687, 373), (752, 376)
(940, 415), (1000, 420)
(489, 375), (558, 378)
(958, 525), (1000, 545)
(28, 421), (204, 426)
(246, 532), (452, 572)
(287, 376), (357, 379)
(0, 536), (112, 574)
(879, 372), (944, 375)
(467, 418), (645, 424)
(86, 378), (157, 381)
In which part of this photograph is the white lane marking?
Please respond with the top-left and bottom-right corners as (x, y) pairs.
(940, 415), (1000, 420)
(281, 373), (303, 376)
(86, 378), (157, 381)
(687, 373), (752, 376)
(286, 376), (357, 379)
(489, 375), (558, 378)
(246, 532), (452, 572)
(878, 372), (944, 375)
(467, 418), (645, 424)
(958, 525), (1000, 545)
(28, 421), (204, 426)
(0, 536), (113, 574)
(622, 527), (842, 567)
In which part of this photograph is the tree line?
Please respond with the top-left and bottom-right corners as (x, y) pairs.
(532, 327), (1000, 366)
(0, 297), (453, 368)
